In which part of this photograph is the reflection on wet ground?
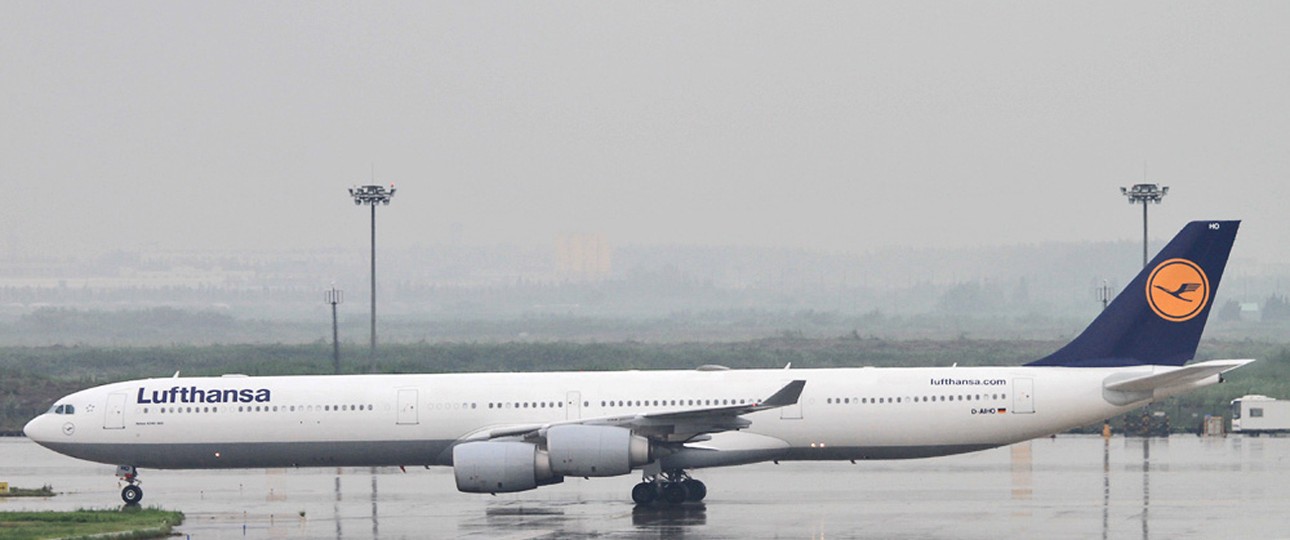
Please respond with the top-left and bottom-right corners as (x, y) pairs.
(3, 435), (1288, 539)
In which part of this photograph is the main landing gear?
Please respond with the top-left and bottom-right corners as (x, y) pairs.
(116, 465), (143, 505)
(631, 470), (706, 505)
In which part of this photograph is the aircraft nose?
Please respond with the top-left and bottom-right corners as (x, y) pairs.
(23, 414), (53, 443)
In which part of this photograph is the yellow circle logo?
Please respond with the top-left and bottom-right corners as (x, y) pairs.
(1146, 258), (1210, 322)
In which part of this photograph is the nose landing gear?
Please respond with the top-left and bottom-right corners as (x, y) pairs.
(116, 465), (143, 505)
(631, 469), (706, 505)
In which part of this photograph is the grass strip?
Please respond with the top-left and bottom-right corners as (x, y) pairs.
(0, 508), (183, 540)
(0, 485), (56, 498)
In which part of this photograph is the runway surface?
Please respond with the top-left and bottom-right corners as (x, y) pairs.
(2, 435), (1287, 539)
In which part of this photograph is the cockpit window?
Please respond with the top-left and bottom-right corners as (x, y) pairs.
(50, 404), (61, 414)
(64, 405), (75, 414)
(50, 404), (75, 415)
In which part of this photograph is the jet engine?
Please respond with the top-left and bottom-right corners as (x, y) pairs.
(452, 441), (562, 493)
(546, 425), (651, 477)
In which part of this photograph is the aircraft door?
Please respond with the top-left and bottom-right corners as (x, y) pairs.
(1013, 378), (1035, 414)
(397, 388), (419, 425)
(566, 391), (581, 420)
(104, 392), (126, 429)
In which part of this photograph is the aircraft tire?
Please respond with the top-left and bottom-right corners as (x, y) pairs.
(661, 482), (689, 504)
(682, 479), (706, 502)
(631, 482), (657, 505)
(121, 485), (143, 505)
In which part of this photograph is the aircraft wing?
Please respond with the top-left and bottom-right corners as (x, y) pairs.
(463, 379), (806, 444)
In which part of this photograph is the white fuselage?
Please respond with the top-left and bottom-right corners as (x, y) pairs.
(24, 365), (1156, 470)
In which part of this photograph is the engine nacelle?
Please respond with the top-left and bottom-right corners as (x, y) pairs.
(452, 441), (562, 494)
(546, 425), (651, 477)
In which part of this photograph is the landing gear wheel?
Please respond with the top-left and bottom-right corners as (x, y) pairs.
(121, 484), (143, 505)
(661, 482), (689, 504)
(681, 479), (706, 502)
(631, 482), (657, 505)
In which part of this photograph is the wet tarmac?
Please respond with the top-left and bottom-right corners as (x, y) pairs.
(2, 435), (1287, 539)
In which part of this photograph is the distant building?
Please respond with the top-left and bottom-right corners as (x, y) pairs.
(556, 234), (612, 281)
(1240, 302), (1262, 322)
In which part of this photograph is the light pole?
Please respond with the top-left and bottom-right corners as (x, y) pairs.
(325, 287), (343, 374)
(348, 183), (396, 367)
(1120, 183), (1168, 267)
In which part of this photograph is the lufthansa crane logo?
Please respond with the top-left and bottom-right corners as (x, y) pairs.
(1146, 258), (1210, 322)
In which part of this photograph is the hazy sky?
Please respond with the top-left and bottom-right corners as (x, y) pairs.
(3, 2), (1288, 263)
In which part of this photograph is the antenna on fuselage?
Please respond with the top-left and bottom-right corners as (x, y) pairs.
(172, 371), (180, 378)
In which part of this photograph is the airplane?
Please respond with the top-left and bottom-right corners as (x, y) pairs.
(24, 220), (1250, 506)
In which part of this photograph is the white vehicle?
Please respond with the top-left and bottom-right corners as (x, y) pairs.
(25, 221), (1250, 505)
(1231, 395), (1290, 435)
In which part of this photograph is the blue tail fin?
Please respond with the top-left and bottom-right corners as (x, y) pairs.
(1027, 220), (1239, 368)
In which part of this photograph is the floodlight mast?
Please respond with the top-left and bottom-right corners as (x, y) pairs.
(1120, 183), (1168, 267)
(348, 184), (396, 368)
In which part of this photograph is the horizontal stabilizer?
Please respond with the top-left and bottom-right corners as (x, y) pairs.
(1104, 359), (1254, 393)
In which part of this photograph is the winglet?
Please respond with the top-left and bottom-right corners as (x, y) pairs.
(761, 380), (806, 407)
